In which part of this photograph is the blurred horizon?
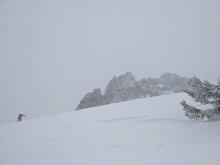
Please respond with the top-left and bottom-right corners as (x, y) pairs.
(0, 0), (220, 123)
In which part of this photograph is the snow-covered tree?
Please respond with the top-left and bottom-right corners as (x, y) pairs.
(180, 76), (220, 120)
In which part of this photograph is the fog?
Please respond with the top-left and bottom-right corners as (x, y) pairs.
(0, 0), (220, 123)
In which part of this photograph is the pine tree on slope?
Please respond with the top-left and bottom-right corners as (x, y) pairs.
(180, 76), (220, 120)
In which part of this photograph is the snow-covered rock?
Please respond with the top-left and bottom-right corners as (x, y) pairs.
(76, 88), (102, 110)
(76, 72), (190, 110)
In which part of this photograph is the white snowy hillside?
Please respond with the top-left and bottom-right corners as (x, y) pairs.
(0, 93), (219, 165)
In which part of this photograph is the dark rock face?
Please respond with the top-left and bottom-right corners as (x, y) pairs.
(76, 88), (102, 110)
(102, 72), (136, 104)
(76, 72), (190, 110)
(159, 73), (189, 93)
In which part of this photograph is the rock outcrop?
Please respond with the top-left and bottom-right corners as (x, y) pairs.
(76, 72), (190, 110)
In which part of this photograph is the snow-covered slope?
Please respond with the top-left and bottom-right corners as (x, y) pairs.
(0, 93), (219, 165)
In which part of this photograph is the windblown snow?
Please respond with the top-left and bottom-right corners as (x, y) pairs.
(0, 93), (219, 165)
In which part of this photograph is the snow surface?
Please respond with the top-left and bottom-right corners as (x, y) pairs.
(0, 93), (219, 165)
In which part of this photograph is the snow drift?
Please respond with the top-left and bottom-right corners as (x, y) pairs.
(0, 93), (219, 165)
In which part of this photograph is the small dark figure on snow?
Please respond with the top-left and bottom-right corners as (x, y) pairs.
(17, 114), (26, 122)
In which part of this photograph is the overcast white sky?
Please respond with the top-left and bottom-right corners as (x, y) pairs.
(0, 0), (220, 123)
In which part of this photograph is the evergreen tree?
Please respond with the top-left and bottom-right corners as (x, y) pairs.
(180, 76), (220, 120)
